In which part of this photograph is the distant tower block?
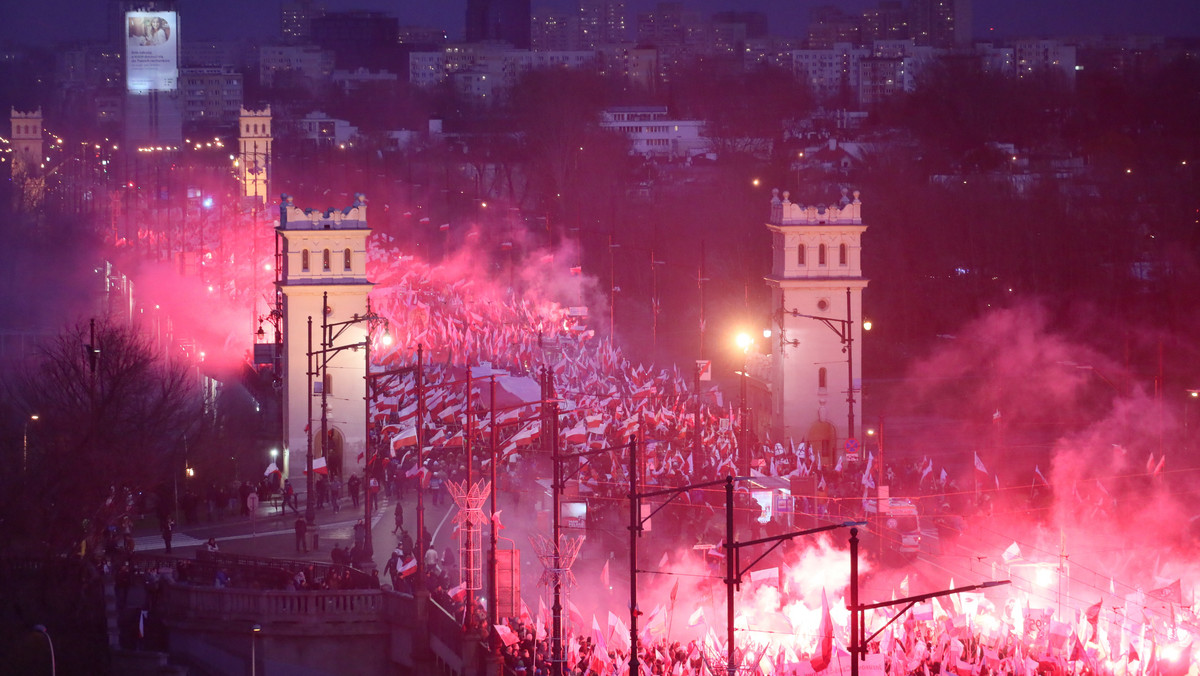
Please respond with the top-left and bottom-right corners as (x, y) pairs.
(277, 194), (373, 483)
(239, 106), (272, 202)
(765, 188), (868, 464)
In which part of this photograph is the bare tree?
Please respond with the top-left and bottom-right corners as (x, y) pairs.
(2, 319), (204, 554)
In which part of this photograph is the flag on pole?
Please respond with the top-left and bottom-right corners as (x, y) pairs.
(974, 452), (988, 474)
(495, 622), (521, 647)
(1147, 580), (1182, 604)
(600, 560), (610, 588)
(1002, 542), (1022, 562)
(1085, 600), (1102, 640)
(592, 615), (608, 655)
(397, 558), (417, 578)
(811, 588), (834, 672)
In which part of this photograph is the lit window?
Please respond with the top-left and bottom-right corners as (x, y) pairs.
(323, 249), (331, 271)
(343, 248), (352, 271)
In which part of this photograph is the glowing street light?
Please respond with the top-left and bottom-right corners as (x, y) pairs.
(22, 414), (39, 473)
(34, 625), (55, 676)
(250, 623), (262, 676)
(735, 332), (754, 475)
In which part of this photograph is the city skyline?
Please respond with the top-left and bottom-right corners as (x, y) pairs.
(4, 0), (1198, 47)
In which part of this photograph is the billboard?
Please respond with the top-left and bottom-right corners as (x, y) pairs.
(125, 11), (178, 92)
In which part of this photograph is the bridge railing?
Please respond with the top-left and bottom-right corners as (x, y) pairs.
(161, 583), (387, 624)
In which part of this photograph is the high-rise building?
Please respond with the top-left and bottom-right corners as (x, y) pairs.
(909, 0), (971, 49)
(860, 1), (908, 43)
(466, 0), (532, 49)
(532, 8), (576, 51)
(807, 5), (861, 49)
(312, 11), (401, 70)
(578, 0), (628, 48)
(282, 0), (326, 44)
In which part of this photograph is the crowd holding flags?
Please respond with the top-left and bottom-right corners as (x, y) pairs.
(350, 220), (1200, 676)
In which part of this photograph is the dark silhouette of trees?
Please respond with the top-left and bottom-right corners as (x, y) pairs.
(1, 320), (205, 554)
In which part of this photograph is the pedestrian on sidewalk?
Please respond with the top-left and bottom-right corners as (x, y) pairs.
(295, 517), (309, 553)
(348, 474), (361, 508)
(353, 519), (366, 550)
(161, 516), (175, 554)
(284, 480), (299, 516)
(368, 475), (381, 512)
(330, 475), (342, 513)
(392, 502), (404, 534)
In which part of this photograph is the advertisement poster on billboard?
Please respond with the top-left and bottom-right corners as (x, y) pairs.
(126, 11), (178, 92)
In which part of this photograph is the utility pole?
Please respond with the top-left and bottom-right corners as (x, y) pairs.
(549, 368), (564, 676)
(415, 344), (425, 586)
(627, 438), (640, 675)
(725, 476), (737, 676)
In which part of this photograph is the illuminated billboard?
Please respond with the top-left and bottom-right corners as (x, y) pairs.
(125, 11), (178, 93)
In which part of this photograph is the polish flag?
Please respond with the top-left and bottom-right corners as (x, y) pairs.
(811, 589), (833, 672)
(397, 558), (417, 578)
(494, 622), (520, 647)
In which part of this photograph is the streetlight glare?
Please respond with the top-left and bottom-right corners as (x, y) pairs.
(735, 332), (753, 351)
(380, 330), (394, 346)
(863, 320), (873, 331)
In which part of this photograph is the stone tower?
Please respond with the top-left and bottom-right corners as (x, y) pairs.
(765, 189), (867, 466)
(9, 108), (45, 212)
(277, 194), (373, 484)
(239, 106), (272, 203)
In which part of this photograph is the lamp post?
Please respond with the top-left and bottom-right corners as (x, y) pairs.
(1187, 390), (1200, 450)
(22, 414), (39, 473)
(735, 333), (753, 476)
(34, 625), (55, 676)
(778, 287), (858, 442)
(307, 292), (391, 537)
(250, 623), (262, 676)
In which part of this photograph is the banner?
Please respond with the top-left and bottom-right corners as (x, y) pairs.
(125, 11), (179, 92)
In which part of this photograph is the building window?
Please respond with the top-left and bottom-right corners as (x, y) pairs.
(323, 249), (331, 271)
(797, 244), (806, 266)
(818, 244), (827, 266)
(819, 367), (827, 389)
(343, 248), (352, 271)
(839, 243), (847, 266)
(301, 249), (310, 271)
(324, 372), (333, 395)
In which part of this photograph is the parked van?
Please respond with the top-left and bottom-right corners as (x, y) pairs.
(865, 497), (922, 557)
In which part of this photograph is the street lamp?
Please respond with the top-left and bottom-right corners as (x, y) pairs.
(777, 287), (859, 442)
(34, 625), (55, 676)
(22, 414), (39, 473)
(735, 332), (753, 476)
(1186, 390), (1199, 450)
(250, 623), (262, 676)
(307, 292), (390, 538)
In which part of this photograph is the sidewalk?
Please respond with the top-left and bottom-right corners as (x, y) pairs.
(131, 489), (459, 571)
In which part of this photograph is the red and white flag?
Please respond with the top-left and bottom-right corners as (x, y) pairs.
(974, 452), (988, 475)
(397, 558), (417, 578)
(811, 589), (834, 672)
(494, 622), (521, 647)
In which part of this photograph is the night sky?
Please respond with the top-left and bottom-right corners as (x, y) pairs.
(3, 0), (1198, 46)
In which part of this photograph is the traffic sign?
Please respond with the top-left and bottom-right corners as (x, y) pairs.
(696, 360), (712, 381)
(844, 438), (860, 462)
